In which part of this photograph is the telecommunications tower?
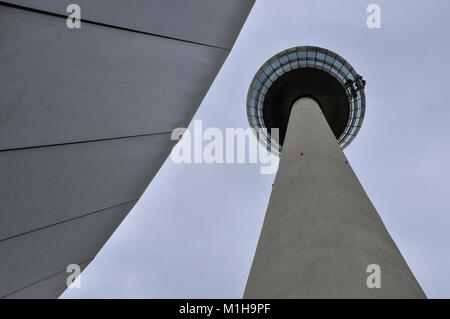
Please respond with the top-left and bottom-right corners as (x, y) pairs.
(244, 46), (425, 298)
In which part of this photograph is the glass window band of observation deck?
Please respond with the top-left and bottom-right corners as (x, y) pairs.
(246, 46), (366, 154)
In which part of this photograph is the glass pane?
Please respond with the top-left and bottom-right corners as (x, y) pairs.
(261, 85), (268, 95)
(258, 72), (267, 83)
(333, 60), (343, 69)
(341, 66), (350, 75)
(298, 51), (307, 59)
(271, 59), (280, 69)
(325, 55), (334, 64)
(264, 65), (273, 75)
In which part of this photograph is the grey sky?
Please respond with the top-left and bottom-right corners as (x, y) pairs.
(62, 0), (450, 298)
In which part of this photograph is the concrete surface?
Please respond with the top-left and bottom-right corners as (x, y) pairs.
(244, 98), (426, 298)
(0, 6), (228, 149)
(0, 1), (255, 298)
(1, 0), (254, 49)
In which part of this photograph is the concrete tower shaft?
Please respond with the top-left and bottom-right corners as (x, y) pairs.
(244, 98), (426, 298)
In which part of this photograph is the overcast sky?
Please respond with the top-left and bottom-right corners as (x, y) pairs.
(62, 0), (450, 298)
